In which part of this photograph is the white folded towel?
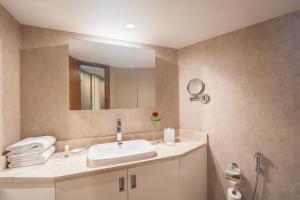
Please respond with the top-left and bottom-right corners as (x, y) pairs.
(6, 136), (56, 156)
(7, 145), (55, 163)
(8, 146), (55, 168)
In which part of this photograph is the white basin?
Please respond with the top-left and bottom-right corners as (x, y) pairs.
(87, 140), (156, 167)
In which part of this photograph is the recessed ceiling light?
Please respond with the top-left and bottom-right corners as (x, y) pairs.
(126, 24), (135, 29)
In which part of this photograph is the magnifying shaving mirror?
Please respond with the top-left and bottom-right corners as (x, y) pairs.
(187, 78), (210, 104)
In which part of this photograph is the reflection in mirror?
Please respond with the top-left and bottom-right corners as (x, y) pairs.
(69, 39), (156, 110)
(69, 39), (97, 110)
(95, 42), (138, 109)
(79, 64), (109, 110)
(136, 48), (156, 108)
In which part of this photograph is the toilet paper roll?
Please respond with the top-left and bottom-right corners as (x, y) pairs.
(227, 188), (241, 200)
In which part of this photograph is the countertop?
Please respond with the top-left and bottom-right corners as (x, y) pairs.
(0, 130), (207, 183)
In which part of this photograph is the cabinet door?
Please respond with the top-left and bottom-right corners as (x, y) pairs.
(128, 160), (180, 200)
(56, 169), (127, 200)
(0, 183), (55, 200)
(180, 147), (207, 200)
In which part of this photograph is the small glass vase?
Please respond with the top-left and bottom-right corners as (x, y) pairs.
(152, 125), (157, 144)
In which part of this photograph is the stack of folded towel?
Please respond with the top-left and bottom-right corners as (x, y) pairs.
(6, 136), (56, 168)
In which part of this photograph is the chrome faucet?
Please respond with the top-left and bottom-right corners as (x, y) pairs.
(116, 118), (122, 145)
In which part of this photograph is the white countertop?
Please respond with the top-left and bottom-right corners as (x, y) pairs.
(0, 131), (207, 183)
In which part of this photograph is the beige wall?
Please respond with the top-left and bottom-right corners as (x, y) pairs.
(0, 5), (21, 169)
(178, 11), (300, 200)
(21, 26), (179, 140)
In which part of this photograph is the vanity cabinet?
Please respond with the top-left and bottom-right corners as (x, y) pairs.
(180, 146), (207, 200)
(55, 147), (206, 200)
(56, 160), (179, 200)
(0, 183), (55, 200)
(128, 160), (180, 200)
(56, 169), (128, 200)
(0, 145), (207, 200)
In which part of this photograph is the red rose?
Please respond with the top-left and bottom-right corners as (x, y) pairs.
(152, 112), (159, 117)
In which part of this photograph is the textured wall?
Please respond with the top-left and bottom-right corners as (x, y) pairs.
(178, 11), (300, 200)
(0, 5), (21, 169)
(21, 26), (179, 140)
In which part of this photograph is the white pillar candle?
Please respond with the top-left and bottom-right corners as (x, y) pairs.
(64, 145), (70, 157)
(164, 128), (175, 146)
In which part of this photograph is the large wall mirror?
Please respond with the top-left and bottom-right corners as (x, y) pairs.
(69, 39), (156, 110)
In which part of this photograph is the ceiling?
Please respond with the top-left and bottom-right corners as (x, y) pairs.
(1, 0), (300, 49)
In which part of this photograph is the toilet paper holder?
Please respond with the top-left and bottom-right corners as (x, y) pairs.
(225, 163), (242, 200)
(224, 163), (242, 185)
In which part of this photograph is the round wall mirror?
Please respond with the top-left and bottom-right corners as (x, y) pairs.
(187, 79), (205, 96)
(187, 78), (210, 103)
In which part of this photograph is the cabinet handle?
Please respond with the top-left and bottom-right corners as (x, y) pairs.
(119, 177), (125, 192)
(130, 174), (137, 189)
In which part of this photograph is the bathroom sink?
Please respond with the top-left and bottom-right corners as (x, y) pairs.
(87, 140), (156, 167)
